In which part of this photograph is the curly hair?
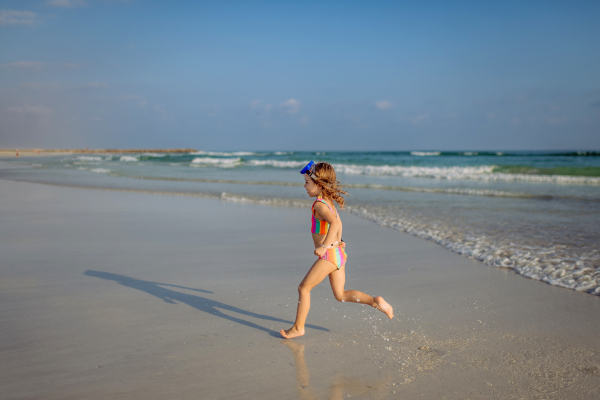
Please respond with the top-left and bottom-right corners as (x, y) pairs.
(310, 162), (349, 209)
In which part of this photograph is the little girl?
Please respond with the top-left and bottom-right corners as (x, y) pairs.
(281, 161), (394, 339)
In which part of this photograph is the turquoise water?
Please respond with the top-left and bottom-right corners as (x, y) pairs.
(2, 150), (599, 295)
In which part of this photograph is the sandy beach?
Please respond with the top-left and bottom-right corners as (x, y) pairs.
(1, 178), (599, 399)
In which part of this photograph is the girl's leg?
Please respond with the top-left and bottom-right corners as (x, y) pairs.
(329, 264), (394, 319)
(281, 259), (337, 339)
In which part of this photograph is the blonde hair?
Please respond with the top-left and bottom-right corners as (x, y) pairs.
(310, 162), (348, 209)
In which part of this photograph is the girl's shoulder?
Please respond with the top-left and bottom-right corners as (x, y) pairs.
(312, 197), (336, 215)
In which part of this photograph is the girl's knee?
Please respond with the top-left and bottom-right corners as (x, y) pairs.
(298, 283), (311, 295)
(333, 291), (345, 302)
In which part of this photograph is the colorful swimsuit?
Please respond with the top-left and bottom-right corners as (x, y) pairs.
(311, 197), (347, 269)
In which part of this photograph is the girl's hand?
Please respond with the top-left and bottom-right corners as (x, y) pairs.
(314, 246), (327, 257)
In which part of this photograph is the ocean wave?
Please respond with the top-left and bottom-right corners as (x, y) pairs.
(410, 151), (441, 156)
(76, 156), (104, 161)
(140, 153), (165, 157)
(247, 159), (306, 168)
(120, 156), (139, 162)
(192, 150), (258, 156)
(412, 151), (600, 157)
(220, 192), (311, 207)
(492, 165), (600, 178)
(89, 168), (111, 174)
(333, 164), (600, 184)
(113, 172), (597, 200)
(345, 183), (537, 199)
(346, 205), (600, 296)
(332, 164), (495, 177)
(191, 157), (241, 167)
(476, 171), (600, 185)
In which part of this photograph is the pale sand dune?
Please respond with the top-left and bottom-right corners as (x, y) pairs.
(1, 179), (599, 399)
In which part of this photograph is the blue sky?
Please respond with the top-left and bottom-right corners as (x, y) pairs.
(1, 0), (599, 151)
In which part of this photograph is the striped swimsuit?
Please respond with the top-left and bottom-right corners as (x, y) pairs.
(311, 197), (347, 269)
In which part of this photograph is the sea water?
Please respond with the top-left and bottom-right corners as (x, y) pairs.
(2, 150), (599, 295)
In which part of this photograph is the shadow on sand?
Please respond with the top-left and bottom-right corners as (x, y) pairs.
(85, 270), (328, 337)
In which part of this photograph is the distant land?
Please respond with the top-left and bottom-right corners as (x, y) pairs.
(0, 149), (198, 157)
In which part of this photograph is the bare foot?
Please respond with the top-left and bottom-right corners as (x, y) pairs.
(280, 327), (305, 339)
(373, 296), (394, 319)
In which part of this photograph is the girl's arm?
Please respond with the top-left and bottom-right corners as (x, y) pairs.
(313, 202), (341, 257)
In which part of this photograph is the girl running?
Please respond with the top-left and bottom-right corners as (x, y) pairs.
(281, 161), (394, 339)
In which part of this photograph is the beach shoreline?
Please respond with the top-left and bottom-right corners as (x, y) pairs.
(1, 179), (599, 399)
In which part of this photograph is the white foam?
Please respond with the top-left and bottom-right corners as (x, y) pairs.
(332, 164), (600, 185)
(141, 153), (165, 157)
(468, 172), (600, 185)
(119, 156), (139, 162)
(346, 205), (600, 296)
(332, 164), (495, 178)
(76, 156), (104, 161)
(347, 183), (532, 198)
(220, 192), (310, 207)
(411, 151), (441, 156)
(274, 151), (293, 155)
(190, 157), (241, 167)
(192, 150), (256, 156)
(247, 159), (306, 168)
(89, 168), (111, 174)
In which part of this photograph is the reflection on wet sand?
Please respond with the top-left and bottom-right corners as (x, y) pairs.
(283, 340), (391, 399)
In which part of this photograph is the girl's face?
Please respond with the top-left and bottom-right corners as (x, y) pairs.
(303, 174), (322, 197)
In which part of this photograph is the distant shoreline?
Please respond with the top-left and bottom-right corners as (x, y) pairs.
(0, 148), (198, 157)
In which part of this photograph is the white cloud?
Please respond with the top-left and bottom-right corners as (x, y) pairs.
(299, 116), (310, 125)
(46, 0), (86, 7)
(8, 105), (52, 118)
(280, 98), (300, 114)
(0, 10), (38, 25)
(153, 105), (166, 114)
(375, 100), (393, 110)
(21, 81), (61, 90)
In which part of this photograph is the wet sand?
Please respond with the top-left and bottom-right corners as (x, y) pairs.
(1, 179), (599, 399)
